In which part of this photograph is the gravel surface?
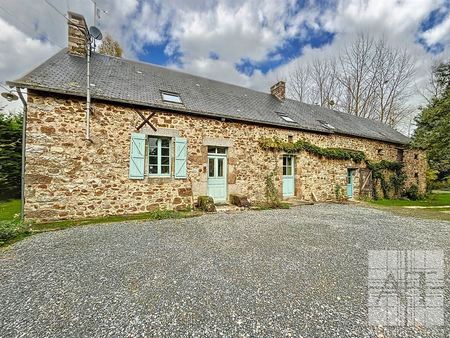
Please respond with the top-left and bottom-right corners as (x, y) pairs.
(0, 204), (449, 337)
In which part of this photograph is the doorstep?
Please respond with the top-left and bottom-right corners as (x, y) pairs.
(215, 204), (246, 213)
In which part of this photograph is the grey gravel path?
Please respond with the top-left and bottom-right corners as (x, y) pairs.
(0, 204), (449, 337)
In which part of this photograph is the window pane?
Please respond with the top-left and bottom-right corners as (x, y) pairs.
(286, 166), (292, 176)
(161, 165), (170, 174)
(283, 166), (287, 176)
(149, 137), (157, 148)
(216, 147), (226, 154)
(161, 138), (170, 148)
(283, 156), (287, 166)
(162, 92), (182, 103)
(149, 165), (158, 174)
(149, 156), (157, 164)
(208, 146), (216, 154)
(149, 147), (158, 156)
(161, 147), (169, 156)
(208, 158), (214, 177)
(161, 156), (170, 165)
(217, 158), (224, 177)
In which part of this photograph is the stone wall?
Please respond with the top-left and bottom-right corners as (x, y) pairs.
(24, 91), (427, 221)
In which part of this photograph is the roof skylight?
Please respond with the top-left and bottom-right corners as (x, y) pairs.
(161, 91), (183, 104)
(276, 112), (296, 123)
(318, 120), (335, 130)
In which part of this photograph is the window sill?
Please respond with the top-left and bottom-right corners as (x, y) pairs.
(148, 175), (172, 179)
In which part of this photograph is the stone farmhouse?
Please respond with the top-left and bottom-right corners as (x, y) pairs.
(7, 12), (426, 222)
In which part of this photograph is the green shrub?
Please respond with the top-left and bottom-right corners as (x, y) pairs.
(403, 184), (423, 200)
(390, 171), (407, 198)
(265, 171), (280, 205)
(0, 114), (22, 200)
(334, 184), (342, 201)
(0, 220), (30, 245)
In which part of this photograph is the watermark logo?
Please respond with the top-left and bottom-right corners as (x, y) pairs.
(368, 250), (444, 327)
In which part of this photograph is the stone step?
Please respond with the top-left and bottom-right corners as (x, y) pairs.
(215, 204), (246, 213)
(284, 198), (315, 207)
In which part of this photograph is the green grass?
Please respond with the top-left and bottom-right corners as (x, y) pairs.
(370, 192), (450, 207)
(368, 192), (450, 221)
(0, 202), (201, 247)
(0, 199), (21, 221)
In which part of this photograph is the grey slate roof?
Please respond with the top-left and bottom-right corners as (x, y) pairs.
(8, 49), (410, 145)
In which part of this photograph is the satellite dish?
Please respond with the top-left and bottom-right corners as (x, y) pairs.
(89, 26), (103, 40)
(1, 92), (18, 101)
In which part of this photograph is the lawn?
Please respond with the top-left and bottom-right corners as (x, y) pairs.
(368, 191), (450, 221)
(0, 199), (21, 221)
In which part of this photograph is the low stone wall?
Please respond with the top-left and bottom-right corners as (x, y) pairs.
(24, 91), (427, 221)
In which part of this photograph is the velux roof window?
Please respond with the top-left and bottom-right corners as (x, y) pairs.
(161, 91), (183, 104)
(318, 120), (335, 130)
(276, 112), (296, 123)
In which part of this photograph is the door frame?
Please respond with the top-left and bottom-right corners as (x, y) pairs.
(282, 155), (295, 198)
(207, 151), (228, 203)
(347, 168), (356, 198)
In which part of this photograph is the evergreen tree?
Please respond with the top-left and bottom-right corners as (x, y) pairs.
(0, 113), (22, 199)
(413, 61), (450, 184)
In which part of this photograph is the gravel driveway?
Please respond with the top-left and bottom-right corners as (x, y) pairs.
(1, 204), (449, 337)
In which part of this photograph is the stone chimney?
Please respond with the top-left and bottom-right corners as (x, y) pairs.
(270, 81), (285, 101)
(68, 12), (88, 57)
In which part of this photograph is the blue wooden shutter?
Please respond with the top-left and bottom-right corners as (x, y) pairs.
(174, 137), (187, 179)
(129, 133), (146, 179)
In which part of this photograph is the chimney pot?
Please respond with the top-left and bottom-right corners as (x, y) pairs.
(271, 81), (285, 101)
(68, 12), (88, 57)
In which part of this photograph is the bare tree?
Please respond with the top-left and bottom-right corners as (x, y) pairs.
(337, 33), (378, 119)
(309, 58), (339, 108)
(288, 61), (311, 103)
(372, 39), (416, 126)
(288, 58), (340, 108)
(287, 33), (416, 128)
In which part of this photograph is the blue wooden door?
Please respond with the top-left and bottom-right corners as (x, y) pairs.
(282, 155), (295, 197)
(207, 154), (227, 203)
(347, 169), (355, 198)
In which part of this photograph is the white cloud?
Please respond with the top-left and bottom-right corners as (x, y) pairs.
(421, 13), (450, 45)
(0, 17), (57, 112)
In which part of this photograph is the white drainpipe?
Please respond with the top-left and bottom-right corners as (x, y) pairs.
(86, 43), (91, 140)
(16, 88), (27, 221)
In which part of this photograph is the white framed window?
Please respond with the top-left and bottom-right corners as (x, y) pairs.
(161, 91), (183, 104)
(149, 137), (171, 176)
